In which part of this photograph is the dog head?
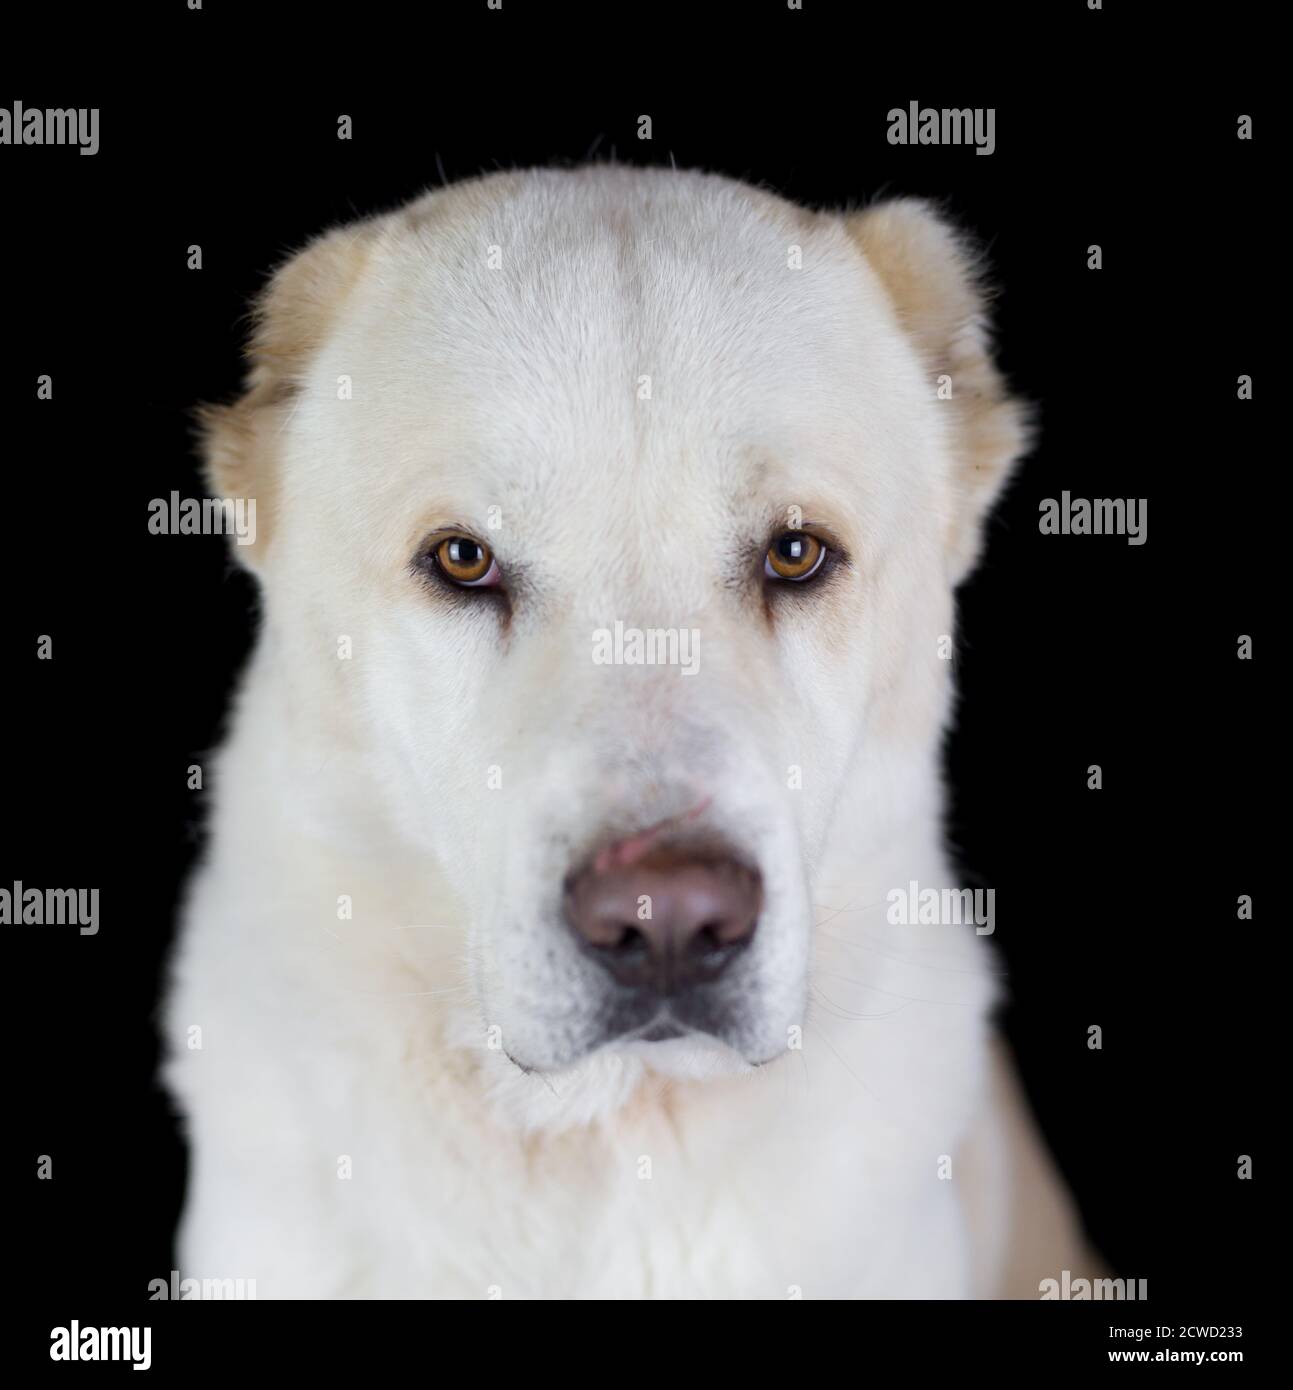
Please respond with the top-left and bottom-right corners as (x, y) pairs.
(202, 168), (1027, 1081)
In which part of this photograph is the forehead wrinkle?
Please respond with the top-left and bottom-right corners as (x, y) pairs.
(368, 193), (862, 442)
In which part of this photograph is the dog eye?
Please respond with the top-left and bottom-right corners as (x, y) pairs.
(433, 536), (501, 587)
(764, 532), (826, 582)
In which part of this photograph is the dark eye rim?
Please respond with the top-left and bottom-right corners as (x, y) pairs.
(414, 528), (504, 593)
(762, 527), (840, 585)
(412, 523), (845, 596)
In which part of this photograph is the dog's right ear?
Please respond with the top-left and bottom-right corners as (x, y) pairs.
(197, 223), (377, 571)
(844, 199), (1031, 587)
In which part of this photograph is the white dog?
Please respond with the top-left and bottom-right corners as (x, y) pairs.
(165, 166), (1096, 1298)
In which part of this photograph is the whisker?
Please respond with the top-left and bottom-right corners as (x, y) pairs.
(813, 927), (1008, 977)
(810, 890), (892, 930)
(800, 1016), (881, 1105)
(808, 983), (912, 1020)
(335, 984), (472, 1000)
(810, 962), (993, 1005)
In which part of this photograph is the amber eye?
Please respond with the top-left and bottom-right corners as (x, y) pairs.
(765, 532), (826, 582)
(433, 535), (499, 587)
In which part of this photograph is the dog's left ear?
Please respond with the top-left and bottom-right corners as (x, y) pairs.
(846, 199), (1031, 585)
(196, 221), (379, 573)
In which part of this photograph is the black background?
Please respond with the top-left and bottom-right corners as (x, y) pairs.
(3, 2), (1267, 1324)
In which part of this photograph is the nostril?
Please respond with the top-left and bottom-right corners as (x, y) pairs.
(601, 924), (649, 956)
(693, 922), (725, 953)
(687, 923), (757, 993)
(691, 918), (756, 956)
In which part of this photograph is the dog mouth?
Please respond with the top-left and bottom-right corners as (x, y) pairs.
(504, 1018), (697, 1078)
(604, 1000), (733, 1052)
(635, 1018), (686, 1043)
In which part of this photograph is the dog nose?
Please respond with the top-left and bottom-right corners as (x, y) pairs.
(565, 846), (761, 992)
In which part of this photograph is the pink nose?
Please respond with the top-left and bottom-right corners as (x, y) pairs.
(565, 844), (761, 993)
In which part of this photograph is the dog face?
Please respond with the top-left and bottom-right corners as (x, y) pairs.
(204, 169), (1026, 1076)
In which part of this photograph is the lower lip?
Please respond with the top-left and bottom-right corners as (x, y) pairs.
(638, 1022), (685, 1043)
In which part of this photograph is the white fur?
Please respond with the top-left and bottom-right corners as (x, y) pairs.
(166, 168), (1017, 1298)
